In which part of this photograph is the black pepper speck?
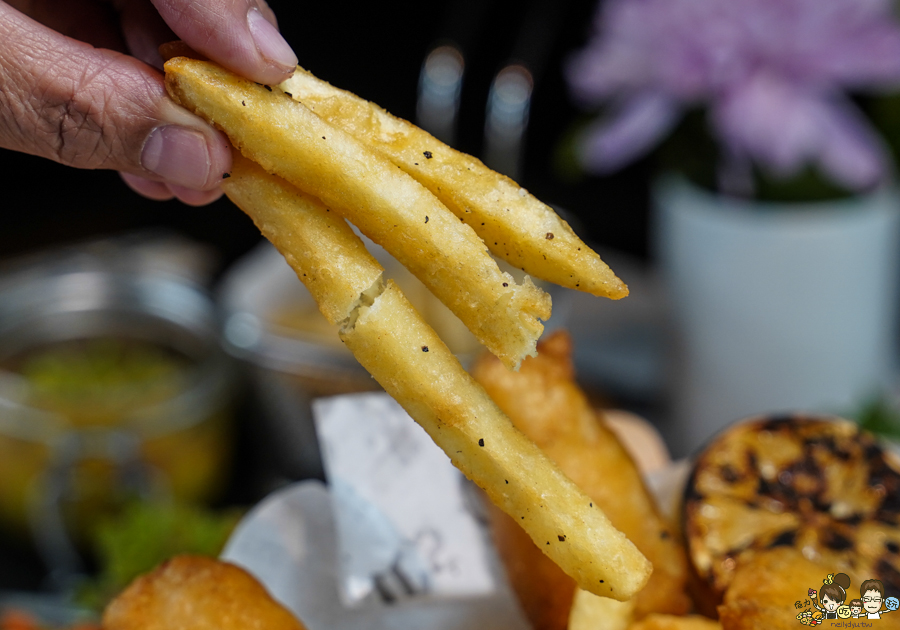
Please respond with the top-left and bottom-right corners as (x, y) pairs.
(478, 438), (485, 447)
(423, 151), (433, 159)
(422, 346), (429, 352)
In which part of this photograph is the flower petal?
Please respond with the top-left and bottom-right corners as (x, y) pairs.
(578, 93), (681, 173)
(713, 72), (821, 176)
(817, 101), (890, 190)
(564, 0), (900, 181)
(714, 72), (889, 189)
(790, 11), (900, 88)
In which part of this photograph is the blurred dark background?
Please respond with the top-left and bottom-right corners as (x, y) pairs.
(0, 0), (656, 596)
(0, 0), (651, 273)
(6, 0), (899, 612)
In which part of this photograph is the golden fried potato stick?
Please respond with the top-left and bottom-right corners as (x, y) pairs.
(165, 57), (549, 369)
(487, 493), (577, 630)
(279, 66), (628, 300)
(341, 281), (651, 600)
(569, 591), (635, 630)
(103, 555), (308, 630)
(218, 157), (651, 600)
(223, 152), (382, 325)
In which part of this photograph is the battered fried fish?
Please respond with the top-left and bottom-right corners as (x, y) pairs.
(472, 331), (691, 629)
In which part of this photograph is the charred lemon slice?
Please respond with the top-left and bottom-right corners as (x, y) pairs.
(684, 415), (900, 596)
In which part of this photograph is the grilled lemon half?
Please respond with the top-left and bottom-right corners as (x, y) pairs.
(684, 415), (900, 596)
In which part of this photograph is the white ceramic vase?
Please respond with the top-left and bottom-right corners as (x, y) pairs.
(654, 176), (900, 457)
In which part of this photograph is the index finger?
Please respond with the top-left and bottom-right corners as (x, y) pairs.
(151, 0), (297, 85)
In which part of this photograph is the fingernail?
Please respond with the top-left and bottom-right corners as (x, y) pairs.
(248, 7), (297, 73)
(141, 126), (211, 189)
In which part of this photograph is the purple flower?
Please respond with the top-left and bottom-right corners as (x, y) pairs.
(566, 0), (900, 190)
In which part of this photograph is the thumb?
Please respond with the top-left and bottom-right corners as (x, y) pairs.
(0, 2), (231, 190)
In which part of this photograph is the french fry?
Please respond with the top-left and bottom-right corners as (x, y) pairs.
(569, 590), (635, 630)
(279, 66), (628, 300)
(222, 152), (382, 325)
(486, 495), (578, 629)
(218, 155), (652, 600)
(340, 280), (651, 599)
(165, 57), (549, 369)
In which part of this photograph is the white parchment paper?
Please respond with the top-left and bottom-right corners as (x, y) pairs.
(222, 391), (530, 630)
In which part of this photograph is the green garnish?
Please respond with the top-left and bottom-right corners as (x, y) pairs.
(77, 500), (241, 610)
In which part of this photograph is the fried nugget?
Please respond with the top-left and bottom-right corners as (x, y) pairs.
(102, 555), (307, 630)
(715, 548), (900, 630)
(717, 549), (826, 630)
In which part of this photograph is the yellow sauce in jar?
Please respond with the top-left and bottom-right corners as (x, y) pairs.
(0, 338), (232, 538)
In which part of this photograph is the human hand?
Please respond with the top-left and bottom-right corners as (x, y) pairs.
(0, 0), (297, 205)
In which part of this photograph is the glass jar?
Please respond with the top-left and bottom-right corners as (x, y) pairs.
(0, 261), (235, 579)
